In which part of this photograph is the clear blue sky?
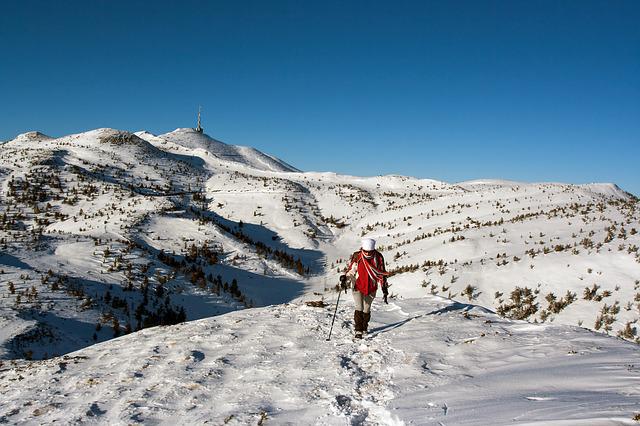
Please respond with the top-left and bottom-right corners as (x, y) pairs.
(1, 1), (639, 195)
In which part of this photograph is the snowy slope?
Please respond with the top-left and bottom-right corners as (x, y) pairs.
(0, 128), (307, 360)
(1, 126), (639, 424)
(1, 296), (638, 425)
(1, 128), (639, 354)
(136, 128), (300, 173)
(10, 131), (54, 143)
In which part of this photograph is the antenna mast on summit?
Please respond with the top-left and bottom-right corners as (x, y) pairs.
(195, 106), (203, 133)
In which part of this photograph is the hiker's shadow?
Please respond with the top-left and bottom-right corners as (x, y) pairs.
(369, 300), (482, 336)
(426, 300), (477, 316)
(369, 317), (416, 336)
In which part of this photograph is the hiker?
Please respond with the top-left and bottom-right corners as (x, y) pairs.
(340, 238), (389, 339)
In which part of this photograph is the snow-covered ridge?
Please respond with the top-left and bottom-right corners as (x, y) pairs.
(1, 125), (639, 424)
(458, 179), (632, 199)
(9, 131), (53, 143)
(578, 182), (634, 199)
(137, 128), (300, 173)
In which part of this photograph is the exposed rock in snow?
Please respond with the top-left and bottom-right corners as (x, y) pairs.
(9, 131), (54, 143)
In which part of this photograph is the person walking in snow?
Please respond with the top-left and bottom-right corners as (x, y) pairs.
(340, 238), (389, 339)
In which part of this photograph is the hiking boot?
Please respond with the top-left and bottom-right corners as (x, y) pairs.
(354, 310), (363, 333)
(363, 312), (371, 333)
(355, 331), (363, 339)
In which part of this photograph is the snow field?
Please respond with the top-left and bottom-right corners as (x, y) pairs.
(1, 295), (638, 424)
(1, 127), (639, 424)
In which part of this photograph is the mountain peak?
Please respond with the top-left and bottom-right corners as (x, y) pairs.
(171, 127), (204, 134)
(137, 129), (300, 173)
(12, 131), (54, 142)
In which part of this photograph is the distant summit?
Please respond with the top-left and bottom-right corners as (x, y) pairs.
(137, 128), (300, 173)
(6, 126), (299, 174)
(12, 131), (53, 142)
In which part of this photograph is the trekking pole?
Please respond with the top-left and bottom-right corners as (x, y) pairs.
(326, 277), (345, 341)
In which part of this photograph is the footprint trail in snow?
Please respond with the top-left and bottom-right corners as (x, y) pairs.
(0, 295), (639, 425)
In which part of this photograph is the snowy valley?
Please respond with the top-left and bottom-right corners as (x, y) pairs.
(0, 127), (639, 425)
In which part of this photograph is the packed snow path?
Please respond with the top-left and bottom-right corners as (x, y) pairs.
(1, 295), (638, 425)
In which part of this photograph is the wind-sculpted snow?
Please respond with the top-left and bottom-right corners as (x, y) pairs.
(0, 296), (638, 425)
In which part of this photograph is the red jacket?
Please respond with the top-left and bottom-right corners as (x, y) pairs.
(345, 250), (387, 296)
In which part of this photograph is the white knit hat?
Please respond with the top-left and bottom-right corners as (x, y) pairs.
(361, 238), (376, 251)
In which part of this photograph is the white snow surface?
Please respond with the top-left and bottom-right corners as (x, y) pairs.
(1, 296), (638, 425)
(136, 128), (300, 173)
(1, 127), (639, 424)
